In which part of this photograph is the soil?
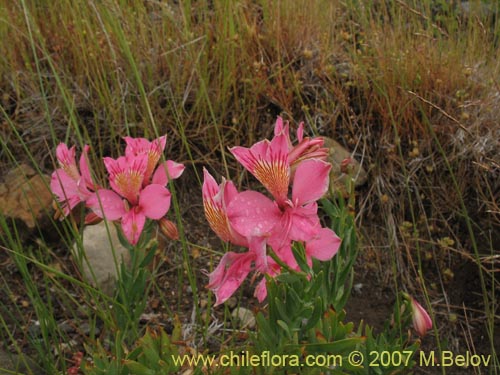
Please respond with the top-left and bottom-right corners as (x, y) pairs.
(0, 166), (498, 375)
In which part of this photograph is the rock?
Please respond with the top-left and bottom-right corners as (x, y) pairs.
(231, 307), (256, 329)
(0, 349), (44, 375)
(0, 164), (53, 228)
(323, 137), (368, 194)
(73, 221), (130, 296)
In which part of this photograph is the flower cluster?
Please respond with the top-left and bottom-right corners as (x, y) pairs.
(51, 136), (184, 245)
(203, 117), (341, 305)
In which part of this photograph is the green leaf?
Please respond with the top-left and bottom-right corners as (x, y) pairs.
(302, 297), (324, 331)
(123, 360), (155, 375)
(291, 337), (366, 354)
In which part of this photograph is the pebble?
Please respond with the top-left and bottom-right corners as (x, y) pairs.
(231, 307), (256, 329)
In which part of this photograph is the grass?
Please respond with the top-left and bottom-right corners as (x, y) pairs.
(0, 0), (499, 373)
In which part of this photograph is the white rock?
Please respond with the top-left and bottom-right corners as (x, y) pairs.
(231, 307), (256, 329)
(73, 221), (130, 296)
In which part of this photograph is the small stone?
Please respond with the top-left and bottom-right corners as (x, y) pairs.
(73, 221), (130, 296)
(323, 138), (368, 195)
(231, 307), (256, 329)
(0, 164), (53, 228)
(79, 322), (100, 336)
(57, 320), (76, 334)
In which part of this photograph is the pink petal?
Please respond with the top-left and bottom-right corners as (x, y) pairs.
(231, 137), (290, 204)
(274, 116), (285, 136)
(79, 145), (94, 190)
(87, 189), (126, 220)
(121, 209), (146, 245)
(51, 169), (79, 200)
(152, 160), (185, 185)
(56, 143), (76, 167)
(124, 137), (151, 156)
(248, 236), (268, 272)
(202, 168), (219, 200)
(411, 298), (433, 337)
(207, 252), (236, 289)
(139, 184), (171, 219)
(297, 122), (304, 143)
(105, 155), (147, 204)
(292, 159), (331, 205)
(56, 144), (80, 181)
(202, 170), (248, 246)
(272, 243), (299, 270)
(227, 190), (281, 237)
(254, 278), (268, 302)
(222, 179), (238, 207)
(207, 251), (254, 306)
(306, 228), (341, 261)
(287, 203), (321, 242)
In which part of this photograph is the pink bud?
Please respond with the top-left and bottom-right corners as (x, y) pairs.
(159, 218), (179, 240)
(411, 298), (433, 337)
(84, 211), (103, 225)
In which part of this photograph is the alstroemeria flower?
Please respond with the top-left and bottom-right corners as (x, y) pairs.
(88, 153), (183, 245)
(227, 159), (339, 267)
(205, 117), (340, 306)
(411, 297), (433, 337)
(124, 135), (166, 184)
(51, 143), (97, 217)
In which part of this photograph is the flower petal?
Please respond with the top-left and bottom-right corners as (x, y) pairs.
(56, 144), (80, 181)
(227, 190), (281, 237)
(254, 278), (268, 302)
(121, 209), (146, 245)
(51, 169), (79, 201)
(292, 159), (331, 205)
(230, 134), (290, 204)
(306, 227), (341, 261)
(152, 160), (185, 185)
(207, 251), (254, 306)
(79, 145), (94, 190)
(139, 184), (171, 219)
(87, 189), (126, 220)
(287, 203), (321, 242)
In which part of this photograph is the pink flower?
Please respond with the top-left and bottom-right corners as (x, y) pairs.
(51, 143), (97, 217)
(227, 159), (340, 268)
(203, 169), (275, 304)
(411, 297), (433, 337)
(125, 136), (165, 183)
(87, 138), (184, 245)
(204, 118), (340, 305)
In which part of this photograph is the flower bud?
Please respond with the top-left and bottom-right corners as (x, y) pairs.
(84, 211), (103, 225)
(411, 297), (432, 337)
(159, 218), (179, 240)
